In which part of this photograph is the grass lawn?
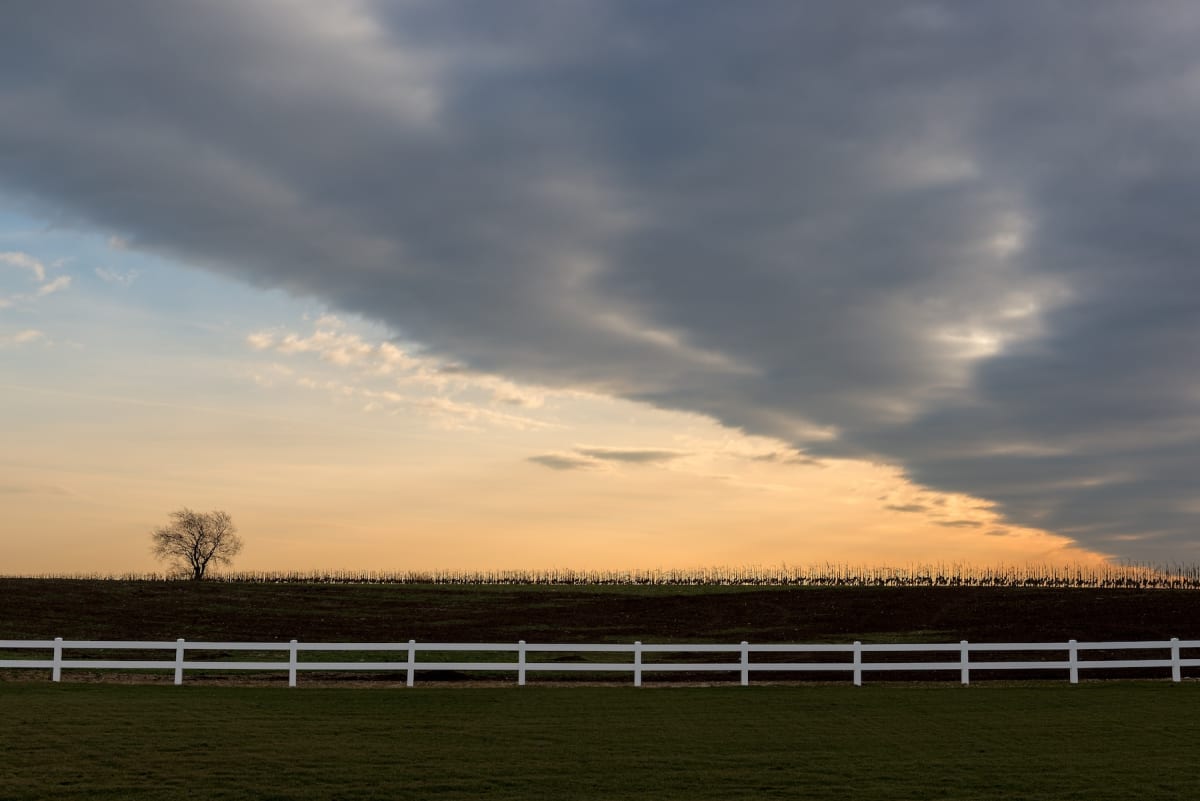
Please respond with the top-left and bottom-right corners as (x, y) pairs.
(1, 682), (1197, 800)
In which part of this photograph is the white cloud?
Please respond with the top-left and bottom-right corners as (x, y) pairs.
(287, 374), (554, 430)
(275, 328), (374, 365)
(34, 275), (71, 297)
(0, 251), (72, 306)
(94, 267), (139, 285)
(249, 317), (563, 429)
(0, 329), (47, 348)
(0, 251), (46, 282)
(245, 331), (276, 350)
(407, 394), (555, 431)
(250, 320), (443, 383)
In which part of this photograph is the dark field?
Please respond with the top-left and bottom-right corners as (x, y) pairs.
(2, 682), (1199, 800)
(3, 578), (1200, 644)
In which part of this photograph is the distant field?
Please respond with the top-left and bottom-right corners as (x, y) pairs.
(14, 561), (1200, 587)
(1, 682), (1197, 800)
(4, 578), (1200, 645)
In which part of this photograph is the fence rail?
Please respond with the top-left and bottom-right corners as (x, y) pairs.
(1, 638), (1196, 687)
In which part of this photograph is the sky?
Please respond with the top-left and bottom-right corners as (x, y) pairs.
(2, 1), (1197, 574)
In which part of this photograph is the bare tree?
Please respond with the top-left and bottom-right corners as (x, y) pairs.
(151, 508), (243, 580)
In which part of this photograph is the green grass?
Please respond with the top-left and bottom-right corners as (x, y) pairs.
(1, 682), (1197, 800)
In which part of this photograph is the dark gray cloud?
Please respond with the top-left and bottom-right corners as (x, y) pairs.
(886, 504), (928, 514)
(575, 447), (684, 465)
(527, 454), (597, 472)
(529, 447), (685, 470)
(3, 1), (1200, 559)
(751, 451), (823, 467)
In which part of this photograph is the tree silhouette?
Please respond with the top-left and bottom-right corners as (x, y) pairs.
(151, 508), (243, 580)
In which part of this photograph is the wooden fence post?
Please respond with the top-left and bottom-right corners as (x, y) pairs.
(960, 640), (970, 686)
(1068, 639), (1079, 684)
(1171, 637), (1181, 683)
(740, 641), (749, 687)
(174, 638), (185, 686)
(634, 641), (642, 687)
(853, 641), (862, 687)
(52, 637), (62, 683)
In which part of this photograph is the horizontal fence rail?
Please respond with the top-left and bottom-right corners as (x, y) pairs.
(0, 638), (1196, 687)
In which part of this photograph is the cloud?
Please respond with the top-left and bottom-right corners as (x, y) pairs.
(936, 520), (985, 529)
(253, 317), (558, 430)
(246, 331), (276, 350)
(886, 504), (928, 514)
(400, 394), (554, 431)
(0, 251), (46, 282)
(0, 250), (70, 305)
(94, 267), (138, 285)
(249, 321), (421, 372)
(751, 451), (824, 467)
(34, 275), (71, 296)
(0, 329), (46, 348)
(527, 453), (598, 471)
(529, 446), (686, 471)
(575, 447), (685, 465)
(4, 2), (1200, 558)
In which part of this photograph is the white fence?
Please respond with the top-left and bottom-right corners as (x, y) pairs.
(1, 638), (1196, 687)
